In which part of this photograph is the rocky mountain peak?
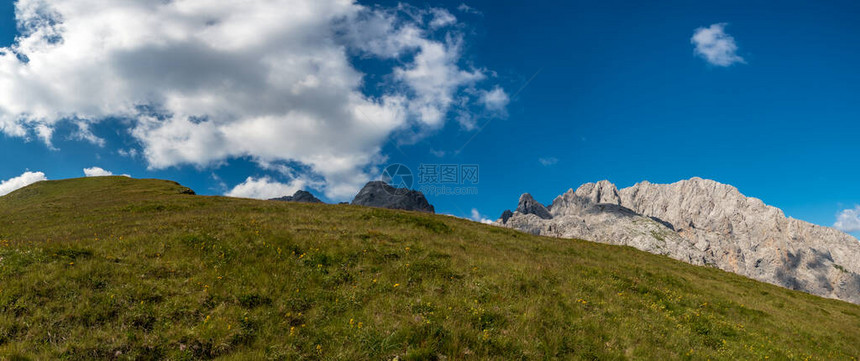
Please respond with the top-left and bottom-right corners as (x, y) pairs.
(619, 177), (786, 234)
(516, 193), (553, 219)
(351, 181), (435, 213)
(498, 177), (860, 304)
(499, 209), (514, 224)
(548, 181), (621, 217)
(270, 190), (323, 203)
(574, 180), (621, 205)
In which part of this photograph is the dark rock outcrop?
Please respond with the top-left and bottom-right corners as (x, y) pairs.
(270, 190), (323, 203)
(351, 181), (435, 213)
(500, 210), (514, 224)
(516, 193), (552, 219)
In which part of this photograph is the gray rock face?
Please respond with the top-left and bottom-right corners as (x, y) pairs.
(497, 178), (860, 304)
(351, 181), (435, 213)
(516, 193), (553, 219)
(270, 190), (323, 203)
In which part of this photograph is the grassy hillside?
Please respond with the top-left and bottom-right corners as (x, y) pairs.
(0, 177), (858, 360)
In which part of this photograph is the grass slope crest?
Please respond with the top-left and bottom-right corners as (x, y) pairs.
(0, 177), (858, 360)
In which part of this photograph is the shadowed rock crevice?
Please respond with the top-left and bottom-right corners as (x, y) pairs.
(649, 216), (675, 231)
(805, 249), (834, 270)
(585, 203), (639, 217)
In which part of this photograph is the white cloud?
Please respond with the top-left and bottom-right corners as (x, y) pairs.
(456, 111), (478, 131)
(457, 4), (482, 15)
(0, 0), (506, 200)
(480, 86), (510, 113)
(691, 23), (745, 67)
(83, 167), (112, 177)
(225, 176), (307, 200)
(835, 206), (860, 233)
(429, 8), (456, 29)
(538, 157), (558, 166)
(390, 35), (487, 128)
(83, 166), (129, 177)
(429, 149), (446, 158)
(470, 208), (493, 224)
(70, 121), (105, 147)
(0, 171), (47, 196)
(118, 148), (139, 159)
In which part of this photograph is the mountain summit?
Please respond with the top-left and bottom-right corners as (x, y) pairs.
(351, 181), (435, 213)
(269, 190), (323, 203)
(497, 178), (860, 304)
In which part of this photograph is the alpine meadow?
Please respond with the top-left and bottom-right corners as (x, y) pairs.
(0, 177), (858, 359)
(1, 0), (860, 360)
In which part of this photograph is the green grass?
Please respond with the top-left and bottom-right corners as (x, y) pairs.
(0, 177), (858, 360)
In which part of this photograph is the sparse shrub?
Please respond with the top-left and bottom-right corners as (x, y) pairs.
(238, 293), (272, 309)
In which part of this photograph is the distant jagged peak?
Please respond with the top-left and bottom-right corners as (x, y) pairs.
(627, 177), (741, 196)
(552, 178), (771, 215)
(547, 180), (621, 216)
(270, 190), (323, 203)
(574, 180), (621, 205)
(516, 193), (553, 220)
(499, 209), (514, 224)
(499, 176), (860, 304)
(620, 177), (784, 220)
(518, 192), (539, 203)
(351, 181), (435, 213)
(537, 177), (791, 225)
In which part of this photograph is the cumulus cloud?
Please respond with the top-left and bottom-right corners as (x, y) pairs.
(83, 167), (129, 177)
(480, 86), (510, 113)
(834, 206), (860, 233)
(225, 176), (307, 200)
(538, 157), (558, 166)
(83, 167), (112, 177)
(470, 208), (493, 224)
(0, 0), (507, 200)
(691, 23), (745, 67)
(0, 171), (47, 196)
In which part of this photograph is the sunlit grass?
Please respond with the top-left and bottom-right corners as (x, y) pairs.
(0, 176), (858, 360)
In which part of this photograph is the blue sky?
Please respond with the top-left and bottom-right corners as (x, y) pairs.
(0, 0), (859, 236)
